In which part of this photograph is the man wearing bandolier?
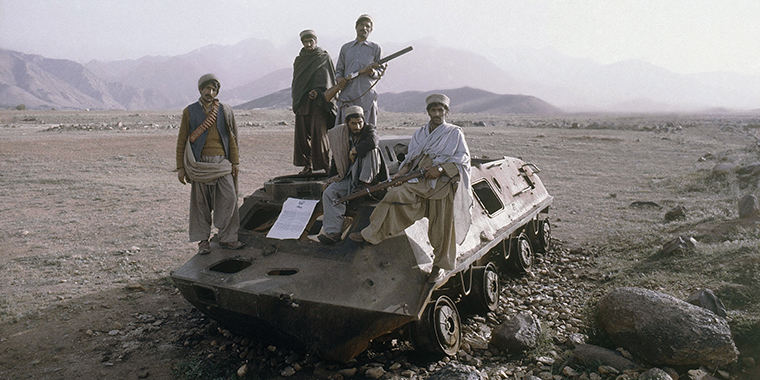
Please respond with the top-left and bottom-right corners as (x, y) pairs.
(176, 74), (245, 255)
(291, 29), (337, 174)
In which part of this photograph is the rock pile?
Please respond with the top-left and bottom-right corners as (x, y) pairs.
(171, 243), (753, 380)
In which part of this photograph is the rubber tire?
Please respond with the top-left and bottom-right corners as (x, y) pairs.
(410, 295), (461, 356)
(466, 262), (500, 315)
(528, 218), (552, 253)
(509, 232), (534, 273)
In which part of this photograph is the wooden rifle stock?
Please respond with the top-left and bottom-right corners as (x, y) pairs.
(324, 46), (413, 102)
(332, 169), (424, 205)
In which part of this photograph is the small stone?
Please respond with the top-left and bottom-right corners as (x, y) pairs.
(742, 357), (756, 367)
(237, 364), (248, 378)
(638, 367), (673, 380)
(536, 356), (555, 365)
(365, 366), (386, 379)
(126, 283), (145, 292)
(389, 362), (402, 371)
(599, 365), (620, 376)
(338, 368), (358, 378)
(137, 371), (150, 379)
(401, 370), (415, 378)
(563, 366), (578, 377)
(281, 366), (296, 377)
(108, 330), (120, 336)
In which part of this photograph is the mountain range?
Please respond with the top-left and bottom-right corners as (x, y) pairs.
(2, 38), (760, 113)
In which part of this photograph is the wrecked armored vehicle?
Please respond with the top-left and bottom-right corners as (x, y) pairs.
(171, 136), (553, 362)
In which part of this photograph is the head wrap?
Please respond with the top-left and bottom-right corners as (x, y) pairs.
(426, 93), (450, 110)
(198, 73), (221, 93)
(356, 14), (373, 27)
(299, 29), (317, 41)
(345, 105), (364, 119)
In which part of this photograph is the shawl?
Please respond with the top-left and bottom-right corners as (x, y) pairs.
(403, 122), (473, 244)
(183, 138), (231, 183)
(292, 46), (337, 115)
(327, 123), (350, 180)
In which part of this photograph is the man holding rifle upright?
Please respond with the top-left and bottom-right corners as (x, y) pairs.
(334, 14), (382, 126)
(350, 94), (472, 284)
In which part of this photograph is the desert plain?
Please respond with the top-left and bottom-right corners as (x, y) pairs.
(0, 109), (758, 379)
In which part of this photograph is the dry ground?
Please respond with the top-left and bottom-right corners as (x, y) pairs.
(0, 109), (758, 379)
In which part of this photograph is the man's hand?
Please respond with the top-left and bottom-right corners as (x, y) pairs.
(336, 76), (348, 88)
(389, 165), (409, 186)
(323, 175), (340, 190)
(232, 164), (239, 177)
(424, 165), (444, 180)
(358, 63), (379, 77)
(177, 168), (187, 184)
(349, 147), (357, 162)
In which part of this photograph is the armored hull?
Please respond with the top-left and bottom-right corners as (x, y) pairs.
(171, 137), (553, 362)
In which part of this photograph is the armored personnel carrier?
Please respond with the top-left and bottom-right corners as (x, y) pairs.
(171, 136), (553, 362)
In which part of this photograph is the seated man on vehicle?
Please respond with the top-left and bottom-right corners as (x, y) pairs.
(318, 105), (381, 244)
(350, 94), (472, 283)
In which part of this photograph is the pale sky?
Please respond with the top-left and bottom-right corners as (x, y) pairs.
(2, 0), (759, 75)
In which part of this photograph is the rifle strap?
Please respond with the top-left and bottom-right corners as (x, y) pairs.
(342, 65), (386, 103)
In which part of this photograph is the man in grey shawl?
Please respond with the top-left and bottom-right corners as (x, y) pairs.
(318, 105), (381, 244)
(350, 94), (472, 283)
(176, 73), (244, 255)
(334, 14), (382, 126)
(292, 29), (337, 174)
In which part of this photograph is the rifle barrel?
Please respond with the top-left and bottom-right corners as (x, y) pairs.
(332, 169), (424, 205)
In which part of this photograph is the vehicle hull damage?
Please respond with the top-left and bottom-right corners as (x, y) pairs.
(171, 137), (553, 362)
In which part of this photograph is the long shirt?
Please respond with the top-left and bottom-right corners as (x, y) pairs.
(334, 39), (382, 124)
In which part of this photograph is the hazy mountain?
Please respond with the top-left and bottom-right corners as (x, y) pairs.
(85, 39), (293, 109)
(234, 88), (291, 110)
(4, 38), (760, 112)
(489, 46), (760, 112)
(0, 49), (170, 110)
(235, 86), (560, 116)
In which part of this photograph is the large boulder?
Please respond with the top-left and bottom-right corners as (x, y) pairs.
(489, 312), (541, 353)
(596, 287), (738, 367)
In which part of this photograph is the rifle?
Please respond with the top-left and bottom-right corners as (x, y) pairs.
(324, 46), (413, 102)
(332, 169), (424, 205)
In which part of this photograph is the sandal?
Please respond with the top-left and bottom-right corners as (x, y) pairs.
(219, 241), (245, 250)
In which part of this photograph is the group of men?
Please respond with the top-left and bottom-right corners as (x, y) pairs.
(175, 14), (472, 283)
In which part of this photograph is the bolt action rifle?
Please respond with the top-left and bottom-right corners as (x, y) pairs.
(324, 46), (413, 103)
(332, 168), (425, 205)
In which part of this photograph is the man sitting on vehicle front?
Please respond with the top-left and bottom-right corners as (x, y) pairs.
(318, 105), (381, 244)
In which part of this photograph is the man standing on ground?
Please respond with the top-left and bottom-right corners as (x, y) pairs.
(350, 94), (472, 283)
(334, 14), (382, 126)
(176, 73), (245, 255)
(292, 29), (337, 174)
(319, 105), (381, 244)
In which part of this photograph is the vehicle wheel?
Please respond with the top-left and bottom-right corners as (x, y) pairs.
(509, 232), (533, 273)
(466, 262), (500, 315)
(528, 218), (552, 253)
(410, 295), (461, 356)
